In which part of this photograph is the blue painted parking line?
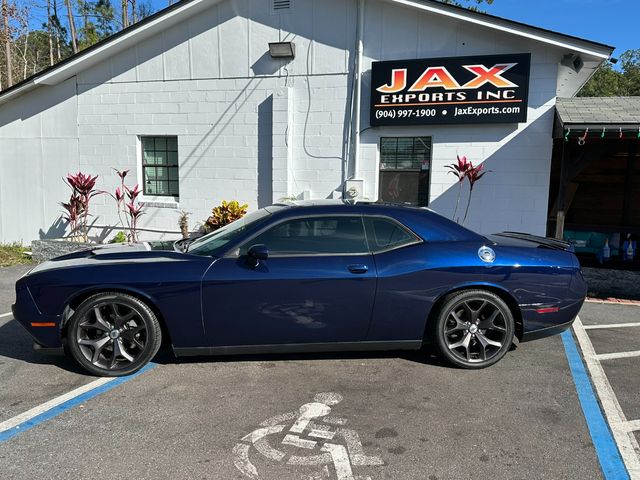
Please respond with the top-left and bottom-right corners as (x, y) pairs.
(561, 330), (630, 480)
(0, 363), (155, 443)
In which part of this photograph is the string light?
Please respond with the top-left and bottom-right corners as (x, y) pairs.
(564, 128), (571, 142)
(578, 128), (589, 146)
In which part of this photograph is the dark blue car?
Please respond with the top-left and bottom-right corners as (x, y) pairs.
(13, 201), (586, 376)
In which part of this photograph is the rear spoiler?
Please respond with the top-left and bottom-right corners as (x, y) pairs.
(492, 232), (575, 252)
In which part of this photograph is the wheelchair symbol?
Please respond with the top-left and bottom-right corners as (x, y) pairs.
(233, 392), (384, 480)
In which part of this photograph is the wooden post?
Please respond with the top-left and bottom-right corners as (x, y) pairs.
(555, 140), (568, 240)
(622, 140), (637, 227)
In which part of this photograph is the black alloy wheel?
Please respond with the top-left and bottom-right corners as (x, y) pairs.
(434, 290), (515, 369)
(66, 292), (162, 377)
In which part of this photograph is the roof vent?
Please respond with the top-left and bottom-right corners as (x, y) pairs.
(272, 0), (292, 13)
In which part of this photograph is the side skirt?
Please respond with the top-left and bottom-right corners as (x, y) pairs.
(173, 340), (422, 357)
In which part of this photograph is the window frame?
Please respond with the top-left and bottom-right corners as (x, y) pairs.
(227, 213), (423, 259)
(379, 136), (432, 207)
(140, 135), (180, 199)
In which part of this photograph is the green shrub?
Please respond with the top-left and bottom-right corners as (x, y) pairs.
(203, 200), (248, 233)
(109, 231), (128, 244)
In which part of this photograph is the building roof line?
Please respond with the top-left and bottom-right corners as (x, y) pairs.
(0, 0), (615, 105)
(393, 0), (614, 59)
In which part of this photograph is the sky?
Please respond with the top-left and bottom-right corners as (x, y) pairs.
(483, 0), (637, 60)
(146, 0), (636, 60)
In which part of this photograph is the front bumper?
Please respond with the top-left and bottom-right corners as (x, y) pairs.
(12, 283), (63, 348)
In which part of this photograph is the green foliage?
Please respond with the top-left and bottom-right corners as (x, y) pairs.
(78, 0), (115, 50)
(0, 243), (32, 267)
(203, 200), (248, 233)
(579, 49), (640, 97)
(438, 0), (494, 12)
(109, 231), (127, 243)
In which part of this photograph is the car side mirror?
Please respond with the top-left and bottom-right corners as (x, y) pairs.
(246, 244), (269, 269)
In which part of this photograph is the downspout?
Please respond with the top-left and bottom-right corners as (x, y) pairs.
(346, 0), (365, 191)
(352, 0), (365, 180)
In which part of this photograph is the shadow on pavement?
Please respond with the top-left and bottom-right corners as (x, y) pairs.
(0, 318), (86, 375)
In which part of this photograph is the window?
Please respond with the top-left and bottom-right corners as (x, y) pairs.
(188, 208), (275, 257)
(364, 217), (420, 252)
(379, 137), (431, 207)
(141, 136), (179, 197)
(241, 216), (368, 256)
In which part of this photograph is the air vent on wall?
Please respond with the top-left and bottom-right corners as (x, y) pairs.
(272, 0), (292, 13)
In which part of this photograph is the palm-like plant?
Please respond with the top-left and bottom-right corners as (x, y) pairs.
(462, 163), (488, 224)
(63, 172), (101, 241)
(446, 155), (471, 222)
(109, 169), (145, 242)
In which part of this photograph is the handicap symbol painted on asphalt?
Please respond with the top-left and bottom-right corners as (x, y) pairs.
(233, 392), (384, 480)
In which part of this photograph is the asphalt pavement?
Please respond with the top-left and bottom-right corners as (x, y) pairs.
(1, 265), (638, 480)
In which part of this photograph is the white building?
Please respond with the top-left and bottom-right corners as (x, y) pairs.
(0, 0), (613, 243)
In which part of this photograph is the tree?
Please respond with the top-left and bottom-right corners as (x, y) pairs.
(440, 0), (494, 12)
(2, 0), (12, 87)
(64, 0), (77, 53)
(579, 49), (640, 97)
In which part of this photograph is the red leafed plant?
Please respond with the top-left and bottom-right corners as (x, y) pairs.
(462, 162), (489, 224)
(109, 169), (145, 242)
(446, 155), (472, 222)
(62, 172), (101, 241)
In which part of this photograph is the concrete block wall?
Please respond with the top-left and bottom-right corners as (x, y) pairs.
(0, 0), (583, 242)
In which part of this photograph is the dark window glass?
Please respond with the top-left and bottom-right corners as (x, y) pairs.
(141, 136), (179, 197)
(242, 216), (368, 256)
(379, 137), (431, 206)
(365, 217), (418, 252)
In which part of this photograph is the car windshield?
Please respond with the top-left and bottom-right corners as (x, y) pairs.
(187, 208), (274, 257)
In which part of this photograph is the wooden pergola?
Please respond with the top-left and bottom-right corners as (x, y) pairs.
(550, 97), (640, 241)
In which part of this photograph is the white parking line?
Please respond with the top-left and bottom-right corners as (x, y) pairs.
(0, 377), (116, 435)
(0, 312), (12, 319)
(624, 420), (640, 433)
(572, 316), (640, 479)
(584, 322), (640, 330)
(596, 351), (640, 361)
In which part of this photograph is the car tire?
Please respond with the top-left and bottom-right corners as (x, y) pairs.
(433, 289), (514, 369)
(66, 292), (162, 377)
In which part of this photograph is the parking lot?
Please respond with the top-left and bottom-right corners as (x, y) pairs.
(0, 265), (638, 480)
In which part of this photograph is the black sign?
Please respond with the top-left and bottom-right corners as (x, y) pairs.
(370, 53), (530, 126)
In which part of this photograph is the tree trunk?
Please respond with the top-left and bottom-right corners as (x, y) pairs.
(46, 0), (53, 65)
(131, 0), (136, 24)
(121, 0), (128, 28)
(64, 0), (78, 53)
(53, 0), (61, 60)
(2, 0), (13, 87)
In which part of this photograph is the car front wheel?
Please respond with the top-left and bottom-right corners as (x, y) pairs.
(434, 290), (514, 369)
(66, 292), (162, 377)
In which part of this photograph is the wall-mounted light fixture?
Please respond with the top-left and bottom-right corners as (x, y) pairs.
(269, 42), (295, 59)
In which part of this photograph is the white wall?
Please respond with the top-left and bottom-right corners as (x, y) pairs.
(0, 0), (575, 242)
(0, 77), (79, 242)
(357, 0), (561, 235)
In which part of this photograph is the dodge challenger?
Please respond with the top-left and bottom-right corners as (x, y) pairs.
(13, 201), (586, 376)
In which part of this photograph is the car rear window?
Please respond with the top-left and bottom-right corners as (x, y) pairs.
(365, 217), (419, 252)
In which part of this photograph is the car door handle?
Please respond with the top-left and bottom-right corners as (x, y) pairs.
(348, 264), (369, 274)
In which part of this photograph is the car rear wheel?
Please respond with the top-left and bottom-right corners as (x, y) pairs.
(66, 292), (161, 377)
(433, 290), (514, 369)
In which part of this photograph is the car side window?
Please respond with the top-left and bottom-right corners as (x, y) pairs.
(241, 216), (368, 256)
(364, 217), (419, 252)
